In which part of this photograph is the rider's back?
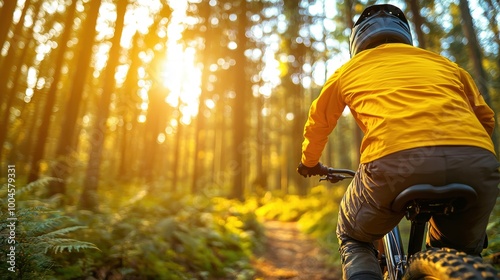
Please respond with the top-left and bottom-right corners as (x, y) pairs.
(328, 43), (495, 163)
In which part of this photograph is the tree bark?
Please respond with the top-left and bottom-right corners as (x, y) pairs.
(79, 0), (127, 211)
(191, 0), (213, 194)
(0, 0), (18, 62)
(115, 32), (142, 180)
(482, 0), (500, 99)
(459, 0), (488, 97)
(409, 0), (426, 49)
(28, 0), (78, 183)
(230, 0), (249, 200)
(49, 0), (102, 196)
(0, 0), (33, 161)
(344, 0), (362, 167)
(458, 0), (498, 154)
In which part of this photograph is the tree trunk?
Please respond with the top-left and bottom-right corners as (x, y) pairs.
(1, 37), (35, 164)
(482, 0), (500, 72)
(482, 0), (500, 134)
(458, 0), (489, 101)
(344, 0), (354, 28)
(0, 0), (18, 62)
(49, 0), (102, 197)
(253, 94), (266, 195)
(191, 0), (213, 194)
(137, 5), (172, 186)
(230, 0), (248, 201)
(292, 64), (307, 195)
(408, 0), (426, 49)
(458, 0), (498, 154)
(28, 0), (78, 183)
(0, 0), (33, 161)
(116, 33), (141, 180)
(209, 96), (227, 195)
(140, 86), (168, 184)
(345, 0), (362, 166)
(79, 0), (127, 211)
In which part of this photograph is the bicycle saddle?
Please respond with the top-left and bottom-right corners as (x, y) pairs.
(391, 183), (477, 213)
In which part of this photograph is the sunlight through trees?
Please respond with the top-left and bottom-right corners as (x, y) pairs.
(0, 0), (499, 224)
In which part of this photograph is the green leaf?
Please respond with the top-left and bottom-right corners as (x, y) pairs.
(39, 226), (89, 238)
(42, 238), (100, 254)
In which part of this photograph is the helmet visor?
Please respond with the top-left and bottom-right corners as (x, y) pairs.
(354, 4), (408, 27)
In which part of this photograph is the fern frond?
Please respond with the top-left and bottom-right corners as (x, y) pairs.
(17, 177), (63, 196)
(20, 216), (65, 236)
(38, 226), (88, 238)
(16, 206), (54, 217)
(39, 238), (100, 254)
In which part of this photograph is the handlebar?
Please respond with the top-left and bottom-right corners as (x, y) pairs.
(319, 168), (356, 183)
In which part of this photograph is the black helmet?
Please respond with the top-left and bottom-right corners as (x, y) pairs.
(349, 4), (413, 57)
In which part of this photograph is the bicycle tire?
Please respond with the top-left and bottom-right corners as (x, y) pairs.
(403, 247), (500, 280)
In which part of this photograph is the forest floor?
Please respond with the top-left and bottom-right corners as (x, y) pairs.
(251, 220), (342, 280)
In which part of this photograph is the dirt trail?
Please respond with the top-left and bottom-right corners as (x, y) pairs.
(252, 221), (342, 280)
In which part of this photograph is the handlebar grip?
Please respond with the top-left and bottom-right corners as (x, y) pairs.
(327, 168), (356, 176)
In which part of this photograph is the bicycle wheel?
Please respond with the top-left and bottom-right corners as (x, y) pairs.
(403, 247), (500, 280)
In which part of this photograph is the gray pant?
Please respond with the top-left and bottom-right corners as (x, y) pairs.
(337, 146), (500, 279)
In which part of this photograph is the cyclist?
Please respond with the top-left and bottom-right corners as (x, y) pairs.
(296, 4), (500, 280)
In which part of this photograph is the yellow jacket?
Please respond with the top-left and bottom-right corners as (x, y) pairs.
(301, 43), (496, 166)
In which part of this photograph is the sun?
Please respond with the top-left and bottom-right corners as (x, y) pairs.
(128, 0), (203, 126)
(162, 45), (202, 125)
(161, 0), (202, 126)
(92, 0), (203, 126)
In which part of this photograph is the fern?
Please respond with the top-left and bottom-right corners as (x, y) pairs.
(16, 177), (62, 196)
(0, 178), (99, 279)
(37, 238), (100, 254)
(39, 225), (89, 238)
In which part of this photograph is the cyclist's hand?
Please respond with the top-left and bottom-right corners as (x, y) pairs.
(297, 162), (328, 178)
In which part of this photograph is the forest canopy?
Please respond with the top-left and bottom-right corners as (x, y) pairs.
(0, 0), (499, 206)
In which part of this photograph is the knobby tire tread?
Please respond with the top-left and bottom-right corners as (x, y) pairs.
(403, 247), (500, 280)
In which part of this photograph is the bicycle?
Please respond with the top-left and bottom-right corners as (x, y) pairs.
(319, 167), (500, 280)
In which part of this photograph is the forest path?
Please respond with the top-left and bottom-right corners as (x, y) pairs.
(252, 220), (342, 280)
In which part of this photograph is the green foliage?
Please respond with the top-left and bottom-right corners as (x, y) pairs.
(0, 179), (99, 280)
(72, 191), (265, 279)
(255, 184), (345, 223)
(0, 178), (266, 279)
(484, 197), (500, 267)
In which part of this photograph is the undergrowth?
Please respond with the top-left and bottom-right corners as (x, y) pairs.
(484, 196), (500, 269)
(0, 178), (99, 280)
(72, 192), (265, 279)
(0, 178), (266, 279)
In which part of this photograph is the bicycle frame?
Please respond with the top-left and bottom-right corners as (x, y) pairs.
(382, 226), (406, 280)
(381, 208), (431, 280)
(381, 217), (429, 280)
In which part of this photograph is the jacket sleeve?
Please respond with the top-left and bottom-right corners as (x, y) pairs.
(460, 68), (495, 136)
(301, 75), (346, 167)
